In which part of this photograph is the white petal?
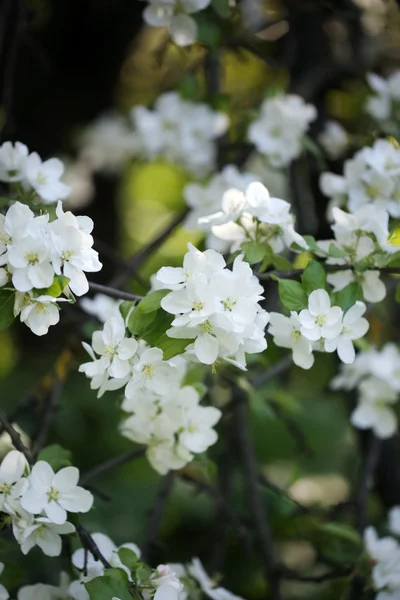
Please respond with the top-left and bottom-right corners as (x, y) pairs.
(194, 333), (219, 364)
(170, 14), (197, 46)
(308, 289), (330, 316)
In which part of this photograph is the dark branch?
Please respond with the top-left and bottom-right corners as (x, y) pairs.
(32, 378), (63, 458)
(109, 209), (188, 289)
(79, 447), (146, 486)
(77, 524), (112, 569)
(87, 281), (143, 303)
(141, 472), (174, 561)
(0, 411), (33, 464)
(355, 433), (381, 535)
(258, 264), (400, 280)
(234, 390), (281, 600)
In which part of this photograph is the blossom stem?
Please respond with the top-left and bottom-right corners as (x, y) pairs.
(79, 447), (146, 485)
(87, 281), (143, 302)
(0, 411), (33, 464)
(234, 390), (282, 600)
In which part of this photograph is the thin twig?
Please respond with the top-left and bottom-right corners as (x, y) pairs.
(141, 472), (175, 561)
(252, 356), (293, 388)
(234, 391), (281, 600)
(79, 447), (146, 486)
(281, 566), (352, 583)
(109, 209), (188, 289)
(355, 433), (381, 535)
(272, 403), (314, 459)
(0, 412), (33, 464)
(87, 281), (143, 303)
(179, 472), (253, 553)
(32, 378), (63, 458)
(258, 264), (400, 280)
(77, 524), (112, 569)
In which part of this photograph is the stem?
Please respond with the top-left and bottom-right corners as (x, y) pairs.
(234, 391), (281, 600)
(355, 433), (381, 535)
(79, 447), (146, 486)
(0, 412), (33, 464)
(258, 264), (400, 280)
(32, 378), (63, 458)
(87, 281), (143, 303)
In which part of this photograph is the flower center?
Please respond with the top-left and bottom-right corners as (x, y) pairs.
(37, 173), (47, 185)
(366, 185), (379, 199)
(193, 301), (204, 311)
(48, 487), (59, 502)
(143, 364), (153, 377)
(200, 320), (213, 334)
(316, 315), (327, 326)
(221, 298), (236, 311)
(0, 483), (11, 496)
(26, 252), (39, 265)
(105, 345), (118, 355)
(292, 329), (302, 344)
(62, 250), (74, 262)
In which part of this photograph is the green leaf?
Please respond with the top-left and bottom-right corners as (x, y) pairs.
(387, 250), (400, 267)
(319, 522), (360, 545)
(1, 563), (24, 590)
(120, 301), (135, 323)
(396, 283), (400, 303)
(301, 260), (326, 294)
(41, 275), (70, 298)
(154, 332), (192, 360)
(127, 307), (158, 337)
(274, 278), (308, 311)
(85, 569), (132, 600)
(0, 289), (15, 331)
(211, 0), (231, 17)
(334, 282), (363, 312)
(196, 15), (221, 47)
(0, 196), (12, 209)
(138, 290), (170, 313)
(303, 235), (318, 252)
(272, 255), (293, 271)
(241, 242), (267, 265)
(37, 444), (72, 471)
(328, 243), (346, 259)
(118, 547), (140, 572)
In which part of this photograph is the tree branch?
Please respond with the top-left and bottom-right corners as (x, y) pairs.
(234, 390), (281, 599)
(0, 411), (33, 464)
(109, 209), (188, 289)
(79, 447), (146, 486)
(141, 472), (175, 561)
(87, 281), (143, 303)
(32, 378), (63, 458)
(77, 524), (112, 569)
(258, 264), (400, 280)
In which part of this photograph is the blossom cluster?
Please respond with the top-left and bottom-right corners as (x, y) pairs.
(121, 375), (221, 474)
(365, 507), (400, 600)
(332, 343), (400, 439)
(131, 92), (228, 177)
(79, 311), (222, 473)
(317, 120), (349, 160)
(143, 0), (211, 47)
(320, 138), (400, 218)
(269, 289), (369, 369)
(0, 450), (92, 557)
(248, 94), (316, 167)
(0, 141), (70, 204)
(366, 70), (400, 123)
(315, 205), (396, 303)
(0, 200), (101, 335)
(156, 243), (269, 368)
(196, 181), (307, 256)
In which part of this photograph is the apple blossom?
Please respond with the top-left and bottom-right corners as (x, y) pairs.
(24, 153), (70, 204)
(21, 462), (93, 524)
(299, 289), (343, 342)
(351, 377), (398, 439)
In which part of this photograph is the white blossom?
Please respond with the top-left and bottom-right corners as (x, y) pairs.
(351, 377), (398, 439)
(365, 527), (400, 595)
(318, 121), (349, 160)
(366, 71), (400, 121)
(14, 293), (62, 336)
(24, 153), (70, 204)
(299, 289), (343, 342)
(0, 141), (28, 182)
(19, 517), (75, 556)
(130, 93), (228, 177)
(21, 461), (93, 524)
(80, 293), (121, 323)
(268, 312), (314, 369)
(389, 506), (400, 536)
(324, 301), (369, 364)
(248, 94), (316, 167)
(0, 450), (29, 514)
(143, 0), (211, 46)
(188, 558), (244, 600)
